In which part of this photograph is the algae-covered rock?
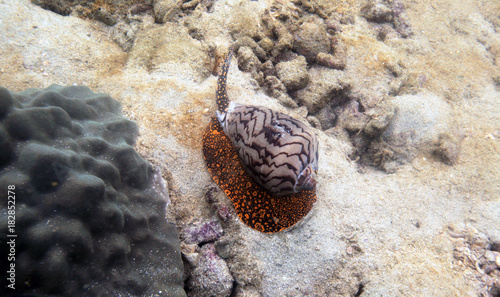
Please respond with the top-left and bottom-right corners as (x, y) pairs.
(154, 0), (182, 23)
(0, 85), (186, 297)
(292, 66), (349, 113)
(292, 16), (331, 62)
(187, 243), (234, 297)
(276, 55), (310, 92)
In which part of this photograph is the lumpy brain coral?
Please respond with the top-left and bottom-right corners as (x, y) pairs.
(0, 85), (186, 296)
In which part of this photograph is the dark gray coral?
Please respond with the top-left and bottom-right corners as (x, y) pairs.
(0, 84), (186, 296)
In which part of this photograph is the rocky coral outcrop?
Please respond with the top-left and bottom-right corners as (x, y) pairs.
(0, 85), (185, 297)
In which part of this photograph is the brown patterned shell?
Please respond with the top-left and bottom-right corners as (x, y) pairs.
(202, 117), (317, 233)
(220, 103), (319, 196)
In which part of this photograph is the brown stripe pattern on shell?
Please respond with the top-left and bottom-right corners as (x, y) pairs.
(202, 117), (317, 233)
(221, 104), (318, 196)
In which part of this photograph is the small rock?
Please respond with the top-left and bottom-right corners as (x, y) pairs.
(361, 0), (413, 38)
(182, 220), (224, 245)
(265, 76), (287, 99)
(363, 101), (395, 138)
(293, 16), (330, 62)
(484, 250), (497, 262)
(360, 138), (409, 173)
(111, 22), (137, 52)
(361, 0), (393, 23)
(214, 238), (232, 259)
(433, 134), (461, 166)
(237, 46), (261, 72)
(383, 93), (451, 149)
(181, 0), (201, 10)
(293, 66), (348, 113)
(307, 115), (321, 130)
(471, 233), (491, 250)
(187, 243), (234, 297)
(314, 104), (337, 130)
(235, 36), (267, 60)
(393, 12), (413, 37)
(258, 37), (274, 53)
(337, 101), (369, 133)
(180, 242), (200, 266)
(316, 52), (346, 70)
(92, 8), (117, 26)
(392, 0), (413, 37)
(260, 60), (276, 77)
(276, 55), (309, 91)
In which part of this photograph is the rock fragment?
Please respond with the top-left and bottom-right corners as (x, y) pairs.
(293, 16), (331, 62)
(187, 243), (234, 297)
(293, 66), (348, 113)
(276, 55), (309, 91)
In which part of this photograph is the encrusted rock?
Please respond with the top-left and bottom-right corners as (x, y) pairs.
(314, 104), (337, 130)
(258, 36), (274, 53)
(273, 22), (294, 53)
(235, 36), (267, 60)
(153, 0), (182, 23)
(337, 100), (369, 133)
(181, 219), (224, 245)
(363, 101), (395, 138)
(361, 0), (393, 23)
(237, 46), (262, 72)
(236, 46), (265, 85)
(307, 115), (322, 129)
(316, 52), (346, 70)
(293, 16), (331, 62)
(276, 55), (309, 91)
(361, 0), (412, 37)
(433, 133), (461, 165)
(187, 243), (234, 297)
(260, 60), (276, 77)
(265, 75), (288, 98)
(293, 66), (348, 113)
(453, 229), (500, 296)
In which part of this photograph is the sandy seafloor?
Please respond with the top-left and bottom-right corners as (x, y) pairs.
(1, 0), (499, 296)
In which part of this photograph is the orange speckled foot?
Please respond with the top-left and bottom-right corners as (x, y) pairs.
(202, 117), (317, 233)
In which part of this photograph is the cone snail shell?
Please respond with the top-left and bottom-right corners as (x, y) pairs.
(215, 51), (319, 196)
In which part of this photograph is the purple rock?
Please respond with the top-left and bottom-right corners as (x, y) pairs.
(183, 220), (224, 245)
(187, 243), (234, 297)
